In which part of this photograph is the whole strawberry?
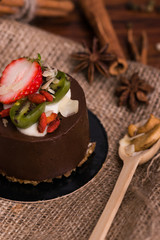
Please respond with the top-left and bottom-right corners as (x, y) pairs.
(0, 55), (43, 104)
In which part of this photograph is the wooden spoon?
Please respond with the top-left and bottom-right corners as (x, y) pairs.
(89, 120), (160, 240)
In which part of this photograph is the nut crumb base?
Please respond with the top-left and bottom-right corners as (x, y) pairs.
(0, 142), (96, 186)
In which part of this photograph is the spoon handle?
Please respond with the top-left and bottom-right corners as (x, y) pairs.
(89, 158), (140, 240)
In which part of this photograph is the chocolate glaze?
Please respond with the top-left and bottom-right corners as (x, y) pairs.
(0, 77), (90, 181)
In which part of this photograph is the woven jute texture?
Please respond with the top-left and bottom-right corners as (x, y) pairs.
(0, 19), (160, 240)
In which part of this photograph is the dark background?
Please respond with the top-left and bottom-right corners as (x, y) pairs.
(31, 0), (160, 69)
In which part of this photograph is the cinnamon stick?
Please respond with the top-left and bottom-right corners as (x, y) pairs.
(36, 8), (69, 17)
(127, 28), (148, 65)
(0, 0), (74, 12)
(0, 1), (74, 17)
(79, 0), (128, 76)
(0, 6), (69, 17)
(127, 28), (141, 62)
(0, 5), (15, 14)
(37, 0), (74, 12)
(141, 31), (148, 65)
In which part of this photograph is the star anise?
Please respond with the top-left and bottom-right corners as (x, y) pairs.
(116, 73), (154, 111)
(71, 38), (116, 84)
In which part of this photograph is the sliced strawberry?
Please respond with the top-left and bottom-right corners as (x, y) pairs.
(0, 58), (42, 104)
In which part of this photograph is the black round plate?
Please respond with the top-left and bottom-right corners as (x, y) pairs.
(0, 110), (108, 202)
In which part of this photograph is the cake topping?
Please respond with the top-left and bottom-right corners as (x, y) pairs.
(9, 98), (46, 128)
(0, 108), (11, 117)
(0, 54), (79, 136)
(46, 113), (58, 124)
(39, 90), (54, 102)
(28, 93), (47, 104)
(0, 57), (42, 104)
(38, 112), (47, 133)
(2, 118), (8, 127)
(42, 67), (58, 82)
(47, 117), (60, 133)
(59, 96), (79, 117)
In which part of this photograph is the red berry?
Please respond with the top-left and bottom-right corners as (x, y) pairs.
(46, 113), (57, 124)
(38, 112), (47, 133)
(47, 117), (60, 133)
(28, 93), (46, 104)
(40, 90), (53, 102)
(0, 108), (11, 117)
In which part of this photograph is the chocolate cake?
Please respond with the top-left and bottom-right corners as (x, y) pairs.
(0, 55), (92, 184)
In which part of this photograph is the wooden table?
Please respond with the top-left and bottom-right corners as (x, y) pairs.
(31, 0), (160, 69)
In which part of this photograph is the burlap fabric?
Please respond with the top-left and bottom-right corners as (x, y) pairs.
(0, 19), (159, 240)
